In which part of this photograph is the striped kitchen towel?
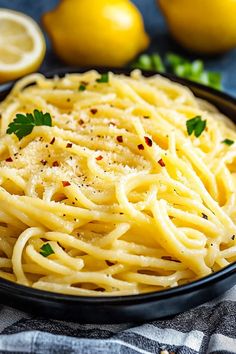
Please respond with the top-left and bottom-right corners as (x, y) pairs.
(0, 285), (235, 354)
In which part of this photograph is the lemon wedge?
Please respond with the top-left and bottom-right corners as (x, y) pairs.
(0, 9), (46, 83)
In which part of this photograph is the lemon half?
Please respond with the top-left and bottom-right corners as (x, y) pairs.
(0, 9), (46, 83)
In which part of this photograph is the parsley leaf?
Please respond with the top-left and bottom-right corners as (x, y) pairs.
(79, 84), (86, 91)
(166, 53), (222, 90)
(6, 109), (52, 140)
(131, 54), (152, 70)
(222, 138), (234, 146)
(96, 73), (109, 83)
(166, 53), (186, 67)
(131, 53), (166, 73)
(186, 116), (206, 137)
(151, 54), (166, 73)
(40, 243), (55, 257)
(205, 72), (222, 91)
(131, 52), (222, 90)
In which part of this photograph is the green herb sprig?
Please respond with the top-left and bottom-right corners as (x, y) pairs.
(79, 84), (86, 91)
(131, 52), (222, 90)
(96, 73), (109, 83)
(186, 115), (206, 137)
(7, 109), (52, 140)
(131, 53), (166, 73)
(40, 243), (55, 257)
(222, 138), (234, 146)
(166, 53), (221, 90)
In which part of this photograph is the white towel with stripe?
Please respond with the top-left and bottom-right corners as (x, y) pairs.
(0, 285), (235, 354)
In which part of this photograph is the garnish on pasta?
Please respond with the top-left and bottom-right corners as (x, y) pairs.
(6, 109), (52, 140)
(186, 115), (206, 137)
(40, 243), (55, 257)
(79, 84), (86, 91)
(96, 72), (109, 83)
(222, 138), (234, 146)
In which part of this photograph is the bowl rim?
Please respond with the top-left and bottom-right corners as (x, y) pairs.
(0, 67), (235, 305)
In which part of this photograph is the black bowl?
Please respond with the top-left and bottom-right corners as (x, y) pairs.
(0, 68), (235, 323)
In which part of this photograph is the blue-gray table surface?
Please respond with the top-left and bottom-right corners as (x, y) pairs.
(0, 0), (235, 96)
(0, 2), (235, 354)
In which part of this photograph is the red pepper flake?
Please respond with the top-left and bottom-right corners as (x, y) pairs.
(50, 137), (55, 145)
(162, 256), (181, 263)
(96, 155), (103, 161)
(62, 181), (71, 187)
(52, 161), (59, 167)
(78, 119), (84, 125)
(90, 108), (98, 115)
(116, 136), (123, 143)
(5, 157), (13, 162)
(202, 213), (208, 220)
(144, 136), (153, 147)
(138, 144), (144, 150)
(66, 143), (72, 148)
(143, 115), (150, 119)
(94, 287), (105, 292)
(40, 160), (47, 166)
(106, 260), (114, 266)
(158, 158), (165, 167)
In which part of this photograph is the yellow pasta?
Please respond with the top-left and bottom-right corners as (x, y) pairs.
(0, 69), (235, 296)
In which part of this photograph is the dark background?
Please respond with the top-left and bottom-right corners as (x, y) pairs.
(0, 0), (236, 96)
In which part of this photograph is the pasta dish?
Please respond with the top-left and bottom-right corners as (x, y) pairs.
(0, 70), (235, 296)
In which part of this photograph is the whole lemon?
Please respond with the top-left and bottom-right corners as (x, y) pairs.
(159, 0), (236, 54)
(43, 0), (149, 67)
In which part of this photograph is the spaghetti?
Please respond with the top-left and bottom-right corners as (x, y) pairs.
(0, 70), (235, 296)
